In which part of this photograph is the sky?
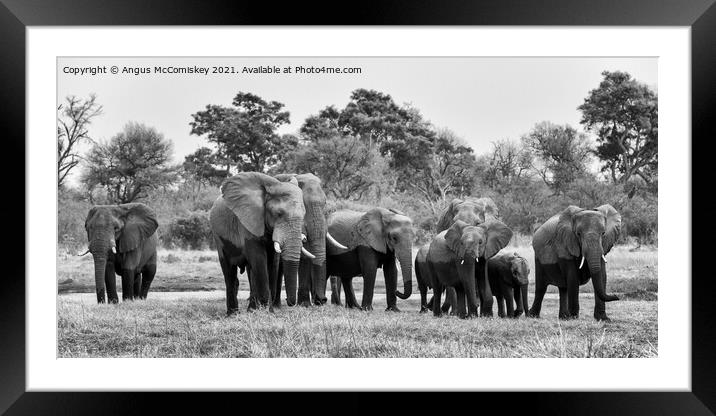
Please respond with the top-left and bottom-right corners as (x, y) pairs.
(58, 57), (657, 185)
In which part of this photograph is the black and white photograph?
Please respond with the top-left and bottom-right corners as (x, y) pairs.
(56, 56), (658, 359)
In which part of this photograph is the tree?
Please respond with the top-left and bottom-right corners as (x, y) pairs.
(522, 121), (592, 194)
(81, 122), (179, 203)
(578, 71), (658, 185)
(182, 147), (229, 187)
(190, 92), (291, 173)
(57, 94), (103, 188)
(283, 135), (390, 200)
(402, 128), (477, 216)
(481, 139), (532, 189)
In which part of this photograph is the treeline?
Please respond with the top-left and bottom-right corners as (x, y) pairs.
(58, 71), (657, 251)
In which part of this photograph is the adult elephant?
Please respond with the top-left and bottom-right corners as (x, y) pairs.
(326, 208), (414, 311)
(528, 205), (621, 321)
(436, 197), (499, 232)
(83, 203), (158, 303)
(426, 219), (512, 318)
(488, 252), (530, 318)
(432, 196), (500, 310)
(209, 172), (314, 314)
(273, 173), (347, 307)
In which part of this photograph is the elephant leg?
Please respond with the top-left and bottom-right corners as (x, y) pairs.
(358, 256), (378, 311)
(104, 258), (119, 304)
(342, 277), (360, 309)
(270, 250), (282, 308)
(496, 295), (506, 318)
(120, 268), (135, 301)
(426, 295), (434, 310)
(330, 276), (342, 305)
(476, 262), (492, 317)
(528, 261), (547, 318)
(139, 263), (156, 299)
(245, 240), (275, 310)
(420, 290), (429, 313)
(504, 286), (515, 318)
(133, 272), (142, 299)
(310, 262), (327, 306)
(219, 256), (239, 315)
(383, 257), (399, 312)
(558, 287), (569, 319)
(297, 256), (312, 307)
(594, 259), (610, 321)
(246, 265), (258, 310)
(560, 260), (580, 318)
(513, 286), (524, 318)
(444, 288), (456, 314)
(454, 286), (467, 319)
(432, 282), (444, 317)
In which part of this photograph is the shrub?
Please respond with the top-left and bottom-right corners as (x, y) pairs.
(163, 211), (213, 250)
(58, 188), (93, 252)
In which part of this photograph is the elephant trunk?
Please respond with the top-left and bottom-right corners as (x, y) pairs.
(583, 238), (619, 302)
(89, 242), (109, 303)
(304, 203), (327, 265)
(282, 259), (300, 306)
(395, 245), (413, 299)
(304, 202), (328, 303)
(520, 284), (529, 317)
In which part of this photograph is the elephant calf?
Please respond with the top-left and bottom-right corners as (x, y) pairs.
(487, 252), (530, 318)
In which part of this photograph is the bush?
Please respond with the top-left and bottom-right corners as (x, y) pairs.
(58, 188), (93, 252)
(163, 211), (213, 250)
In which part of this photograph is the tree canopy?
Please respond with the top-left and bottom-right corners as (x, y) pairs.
(578, 71), (658, 185)
(189, 92), (292, 173)
(81, 122), (179, 203)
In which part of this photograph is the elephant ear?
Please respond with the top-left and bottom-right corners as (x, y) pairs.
(483, 219), (513, 259)
(84, 206), (98, 231)
(595, 204), (622, 255)
(355, 209), (387, 253)
(445, 220), (468, 256)
(436, 198), (462, 232)
(221, 172), (274, 238)
(117, 203), (158, 253)
(555, 205), (582, 258)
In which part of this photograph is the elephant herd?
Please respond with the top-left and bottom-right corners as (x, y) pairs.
(82, 171), (623, 321)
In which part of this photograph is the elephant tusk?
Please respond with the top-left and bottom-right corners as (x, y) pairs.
(602, 254), (608, 263)
(274, 241), (282, 254)
(475, 256), (479, 263)
(111, 246), (116, 254)
(579, 256), (585, 269)
(301, 246), (316, 259)
(301, 233), (307, 243)
(460, 259), (464, 265)
(326, 231), (348, 250)
(77, 249), (90, 256)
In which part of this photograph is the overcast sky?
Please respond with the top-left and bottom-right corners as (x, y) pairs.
(58, 57), (657, 184)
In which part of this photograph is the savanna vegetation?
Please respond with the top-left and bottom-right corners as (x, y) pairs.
(57, 70), (658, 358)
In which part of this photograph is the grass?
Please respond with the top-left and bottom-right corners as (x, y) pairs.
(57, 292), (657, 358)
(57, 243), (657, 358)
(58, 244), (657, 296)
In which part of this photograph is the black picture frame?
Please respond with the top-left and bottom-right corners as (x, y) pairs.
(2, 0), (711, 413)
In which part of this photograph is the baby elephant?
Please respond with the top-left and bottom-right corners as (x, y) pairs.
(488, 252), (530, 318)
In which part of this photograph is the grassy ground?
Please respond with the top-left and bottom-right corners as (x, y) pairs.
(57, 243), (657, 358)
(58, 243), (657, 297)
(58, 292), (656, 358)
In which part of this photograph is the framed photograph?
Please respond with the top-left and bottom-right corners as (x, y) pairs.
(3, 0), (712, 413)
